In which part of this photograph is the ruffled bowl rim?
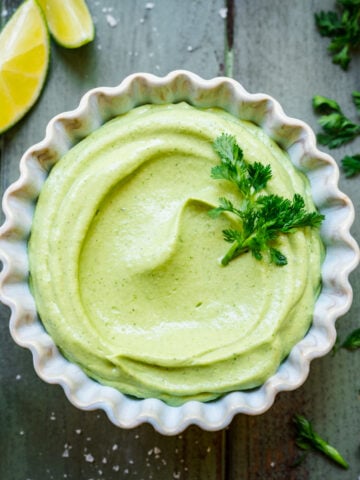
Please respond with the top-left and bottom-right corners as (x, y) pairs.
(0, 70), (358, 435)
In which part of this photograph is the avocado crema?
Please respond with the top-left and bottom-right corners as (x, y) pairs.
(29, 103), (323, 405)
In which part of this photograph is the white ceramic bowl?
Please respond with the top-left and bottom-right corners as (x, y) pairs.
(0, 71), (358, 435)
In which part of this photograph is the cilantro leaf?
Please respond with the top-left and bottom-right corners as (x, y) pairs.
(315, 1), (360, 70)
(293, 415), (349, 469)
(353, 90), (360, 112)
(341, 327), (360, 349)
(313, 94), (360, 148)
(209, 134), (324, 266)
(312, 95), (342, 114)
(342, 154), (360, 176)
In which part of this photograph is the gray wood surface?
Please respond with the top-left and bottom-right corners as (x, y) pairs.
(0, 1), (359, 479)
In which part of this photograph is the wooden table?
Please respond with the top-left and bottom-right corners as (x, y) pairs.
(1, 1), (359, 478)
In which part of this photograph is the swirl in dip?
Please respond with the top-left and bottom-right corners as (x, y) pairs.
(29, 103), (323, 405)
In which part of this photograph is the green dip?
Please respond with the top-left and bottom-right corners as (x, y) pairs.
(29, 103), (323, 405)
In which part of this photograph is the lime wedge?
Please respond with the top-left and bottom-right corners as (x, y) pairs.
(37, 0), (95, 48)
(0, 0), (50, 134)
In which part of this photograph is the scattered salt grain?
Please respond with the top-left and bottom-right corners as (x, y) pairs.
(19, 430), (24, 436)
(106, 14), (118, 28)
(145, 2), (155, 9)
(112, 443), (118, 451)
(173, 472), (181, 479)
(75, 429), (82, 435)
(124, 469), (129, 474)
(218, 7), (228, 19)
(187, 45), (193, 52)
(112, 465), (120, 472)
(154, 447), (161, 455)
(50, 412), (56, 421)
(15, 374), (21, 380)
(102, 457), (108, 464)
(62, 448), (70, 458)
(84, 453), (95, 463)
(140, 18), (145, 24)
(270, 461), (276, 467)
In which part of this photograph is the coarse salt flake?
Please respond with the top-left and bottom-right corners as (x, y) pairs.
(62, 448), (70, 458)
(84, 453), (94, 463)
(218, 7), (228, 19)
(106, 14), (118, 28)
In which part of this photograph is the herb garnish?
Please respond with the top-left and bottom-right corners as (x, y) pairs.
(341, 327), (360, 350)
(293, 414), (349, 469)
(342, 154), (360, 177)
(313, 93), (360, 148)
(209, 134), (324, 266)
(315, 0), (360, 70)
(313, 93), (360, 176)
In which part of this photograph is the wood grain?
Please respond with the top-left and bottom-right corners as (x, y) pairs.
(0, 1), (226, 479)
(229, 1), (360, 479)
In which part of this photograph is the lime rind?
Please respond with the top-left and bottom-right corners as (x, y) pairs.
(0, 0), (50, 135)
(37, 0), (95, 49)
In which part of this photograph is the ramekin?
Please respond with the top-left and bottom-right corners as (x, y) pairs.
(0, 71), (358, 435)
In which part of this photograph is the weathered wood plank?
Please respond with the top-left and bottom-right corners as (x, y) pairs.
(0, 1), (227, 479)
(229, 1), (360, 479)
(2, 0), (360, 478)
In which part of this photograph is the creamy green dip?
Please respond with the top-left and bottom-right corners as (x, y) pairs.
(29, 103), (323, 405)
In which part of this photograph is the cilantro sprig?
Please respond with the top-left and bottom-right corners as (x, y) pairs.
(315, 0), (360, 70)
(209, 134), (324, 266)
(313, 93), (360, 176)
(293, 414), (349, 469)
(313, 93), (360, 148)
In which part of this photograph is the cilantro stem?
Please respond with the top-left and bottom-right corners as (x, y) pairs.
(221, 242), (247, 266)
(293, 414), (349, 469)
